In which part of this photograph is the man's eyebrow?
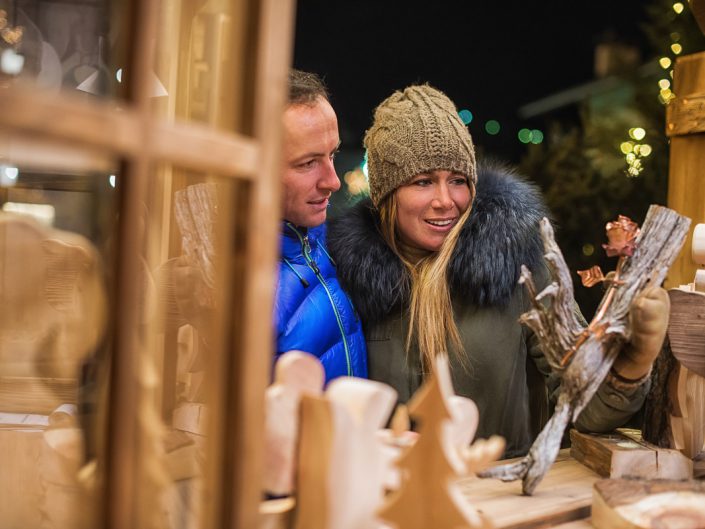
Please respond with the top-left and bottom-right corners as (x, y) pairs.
(291, 151), (327, 163)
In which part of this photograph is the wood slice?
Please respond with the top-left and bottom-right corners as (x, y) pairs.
(592, 479), (705, 529)
(667, 289), (705, 377)
(570, 430), (692, 480)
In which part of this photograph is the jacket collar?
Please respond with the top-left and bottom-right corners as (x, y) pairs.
(327, 163), (549, 324)
(280, 221), (325, 259)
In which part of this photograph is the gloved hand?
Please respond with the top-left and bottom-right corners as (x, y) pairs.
(612, 286), (670, 381)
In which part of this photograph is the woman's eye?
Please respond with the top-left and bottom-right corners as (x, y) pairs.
(451, 177), (468, 185)
(413, 179), (432, 187)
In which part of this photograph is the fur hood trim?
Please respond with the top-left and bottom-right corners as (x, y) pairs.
(327, 163), (549, 325)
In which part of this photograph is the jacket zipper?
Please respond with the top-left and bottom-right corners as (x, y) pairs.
(287, 223), (353, 376)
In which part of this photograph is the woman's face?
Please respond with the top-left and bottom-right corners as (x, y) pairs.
(394, 169), (472, 252)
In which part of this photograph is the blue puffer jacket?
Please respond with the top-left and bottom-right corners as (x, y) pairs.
(274, 222), (368, 382)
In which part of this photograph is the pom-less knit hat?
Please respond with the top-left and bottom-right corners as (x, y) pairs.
(364, 84), (477, 207)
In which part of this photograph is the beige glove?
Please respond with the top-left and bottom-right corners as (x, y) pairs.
(612, 286), (670, 381)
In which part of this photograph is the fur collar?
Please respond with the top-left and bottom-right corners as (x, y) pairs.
(327, 163), (549, 325)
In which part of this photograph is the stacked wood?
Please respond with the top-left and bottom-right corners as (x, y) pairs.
(569, 429), (691, 480)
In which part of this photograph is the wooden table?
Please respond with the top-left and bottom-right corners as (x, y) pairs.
(458, 450), (598, 528)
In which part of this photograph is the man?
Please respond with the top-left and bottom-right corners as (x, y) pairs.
(274, 70), (367, 381)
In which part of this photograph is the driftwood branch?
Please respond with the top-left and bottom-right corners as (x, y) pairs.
(480, 205), (691, 495)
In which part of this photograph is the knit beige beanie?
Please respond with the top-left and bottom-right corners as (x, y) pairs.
(364, 84), (477, 207)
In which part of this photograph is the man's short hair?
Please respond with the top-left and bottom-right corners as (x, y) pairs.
(288, 69), (329, 105)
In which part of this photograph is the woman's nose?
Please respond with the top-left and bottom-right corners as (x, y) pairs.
(431, 184), (453, 209)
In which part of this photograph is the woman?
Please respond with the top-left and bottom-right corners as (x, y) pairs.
(328, 85), (667, 457)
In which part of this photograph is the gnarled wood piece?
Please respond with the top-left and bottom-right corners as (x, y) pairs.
(480, 205), (690, 495)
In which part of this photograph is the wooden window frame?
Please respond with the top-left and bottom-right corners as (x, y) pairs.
(0, 0), (295, 527)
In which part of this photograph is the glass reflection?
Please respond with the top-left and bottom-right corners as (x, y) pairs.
(0, 0), (117, 97)
(0, 154), (118, 528)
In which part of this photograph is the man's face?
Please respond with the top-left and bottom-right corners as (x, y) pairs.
(282, 97), (341, 227)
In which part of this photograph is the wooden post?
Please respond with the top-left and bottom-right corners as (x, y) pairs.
(665, 50), (705, 288)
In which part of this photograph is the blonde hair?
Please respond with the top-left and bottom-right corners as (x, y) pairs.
(378, 185), (475, 373)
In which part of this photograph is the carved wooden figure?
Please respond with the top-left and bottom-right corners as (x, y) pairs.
(294, 376), (396, 529)
(644, 223), (705, 477)
(0, 212), (107, 413)
(263, 350), (324, 496)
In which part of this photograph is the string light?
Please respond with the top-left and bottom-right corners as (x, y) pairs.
(671, 43), (683, 54)
(659, 57), (672, 69)
(622, 129), (650, 176)
(673, 2), (684, 14)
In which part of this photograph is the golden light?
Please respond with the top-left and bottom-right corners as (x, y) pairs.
(671, 43), (683, 55)
(629, 128), (646, 140)
(582, 244), (595, 257)
(626, 153), (636, 164)
(673, 2), (684, 14)
(671, 32), (681, 42)
(633, 144), (642, 155)
(344, 168), (369, 195)
(640, 144), (652, 157)
(659, 57), (672, 69)
(620, 142), (634, 154)
(658, 79), (671, 90)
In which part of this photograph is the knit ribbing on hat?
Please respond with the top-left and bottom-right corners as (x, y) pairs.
(364, 85), (477, 207)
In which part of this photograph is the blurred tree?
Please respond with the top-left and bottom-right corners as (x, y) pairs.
(519, 0), (705, 316)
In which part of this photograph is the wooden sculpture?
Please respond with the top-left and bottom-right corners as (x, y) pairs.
(643, 223), (705, 477)
(264, 350), (324, 496)
(0, 212), (107, 413)
(294, 376), (396, 529)
(480, 206), (690, 495)
(379, 355), (501, 529)
(40, 404), (94, 529)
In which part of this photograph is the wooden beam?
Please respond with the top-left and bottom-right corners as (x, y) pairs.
(665, 51), (705, 288)
(227, 0), (295, 526)
(0, 84), (260, 179)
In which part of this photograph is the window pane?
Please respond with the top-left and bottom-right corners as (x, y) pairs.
(0, 0), (122, 99)
(132, 165), (249, 529)
(0, 142), (118, 529)
(152, 0), (247, 133)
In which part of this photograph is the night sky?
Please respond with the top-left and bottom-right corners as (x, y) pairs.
(293, 0), (651, 164)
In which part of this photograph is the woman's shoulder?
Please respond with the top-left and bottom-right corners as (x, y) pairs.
(450, 163), (549, 308)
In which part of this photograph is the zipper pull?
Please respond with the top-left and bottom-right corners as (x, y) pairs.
(302, 235), (320, 274)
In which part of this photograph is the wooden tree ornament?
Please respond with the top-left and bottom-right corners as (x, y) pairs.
(480, 206), (690, 495)
(379, 355), (496, 529)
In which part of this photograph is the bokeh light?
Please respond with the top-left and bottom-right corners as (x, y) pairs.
(530, 129), (544, 144)
(458, 109), (473, 125)
(673, 2), (684, 14)
(659, 57), (672, 69)
(485, 120), (500, 135)
(671, 43), (683, 54)
(518, 128), (532, 143)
